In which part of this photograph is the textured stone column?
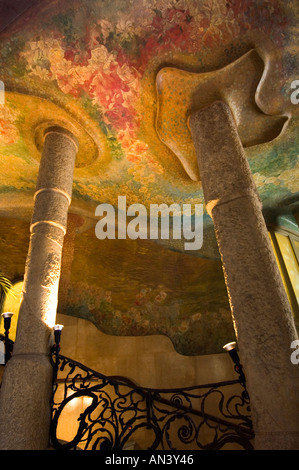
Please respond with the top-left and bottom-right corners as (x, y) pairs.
(0, 126), (78, 449)
(189, 101), (299, 450)
(58, 213), (84, 307)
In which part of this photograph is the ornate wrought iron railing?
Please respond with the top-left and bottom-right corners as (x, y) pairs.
(50, 353), (254, 451)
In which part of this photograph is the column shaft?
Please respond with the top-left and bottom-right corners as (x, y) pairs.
(0, 127), (78, 449)
(189, 101), (299, 450)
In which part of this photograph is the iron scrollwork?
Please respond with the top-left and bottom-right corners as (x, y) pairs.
(50, 354), (254, 451)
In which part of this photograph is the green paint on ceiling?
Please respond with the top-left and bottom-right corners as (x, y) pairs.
(0, 0), (298, 355)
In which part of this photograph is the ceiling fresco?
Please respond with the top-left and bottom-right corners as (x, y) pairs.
(0, 0), (298, 354)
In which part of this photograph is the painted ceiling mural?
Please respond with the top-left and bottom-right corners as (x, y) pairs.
(0, 0), (298, 354)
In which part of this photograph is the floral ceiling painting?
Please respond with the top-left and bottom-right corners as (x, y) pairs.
(0, 0), (298, 354)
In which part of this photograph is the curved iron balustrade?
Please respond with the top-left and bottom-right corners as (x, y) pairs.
(50, 353), (254, 451)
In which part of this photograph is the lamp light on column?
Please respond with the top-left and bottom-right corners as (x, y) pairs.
(53, 324), (64, 367)
(223, 341), (246, 388)
(1, 312), (14, 363)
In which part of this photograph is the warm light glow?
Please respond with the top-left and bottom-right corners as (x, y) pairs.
(64, 390), (81, 411)
(53, 324), (64, 331)
(43, 288), (60, 329)
(83, 396), (94, 408)
(223, 341), (236, 352)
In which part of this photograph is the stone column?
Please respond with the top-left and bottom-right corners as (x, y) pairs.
(58, 213), (84, 308)
(0, 126), (78, 449)
(189, 101), (299, 450)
